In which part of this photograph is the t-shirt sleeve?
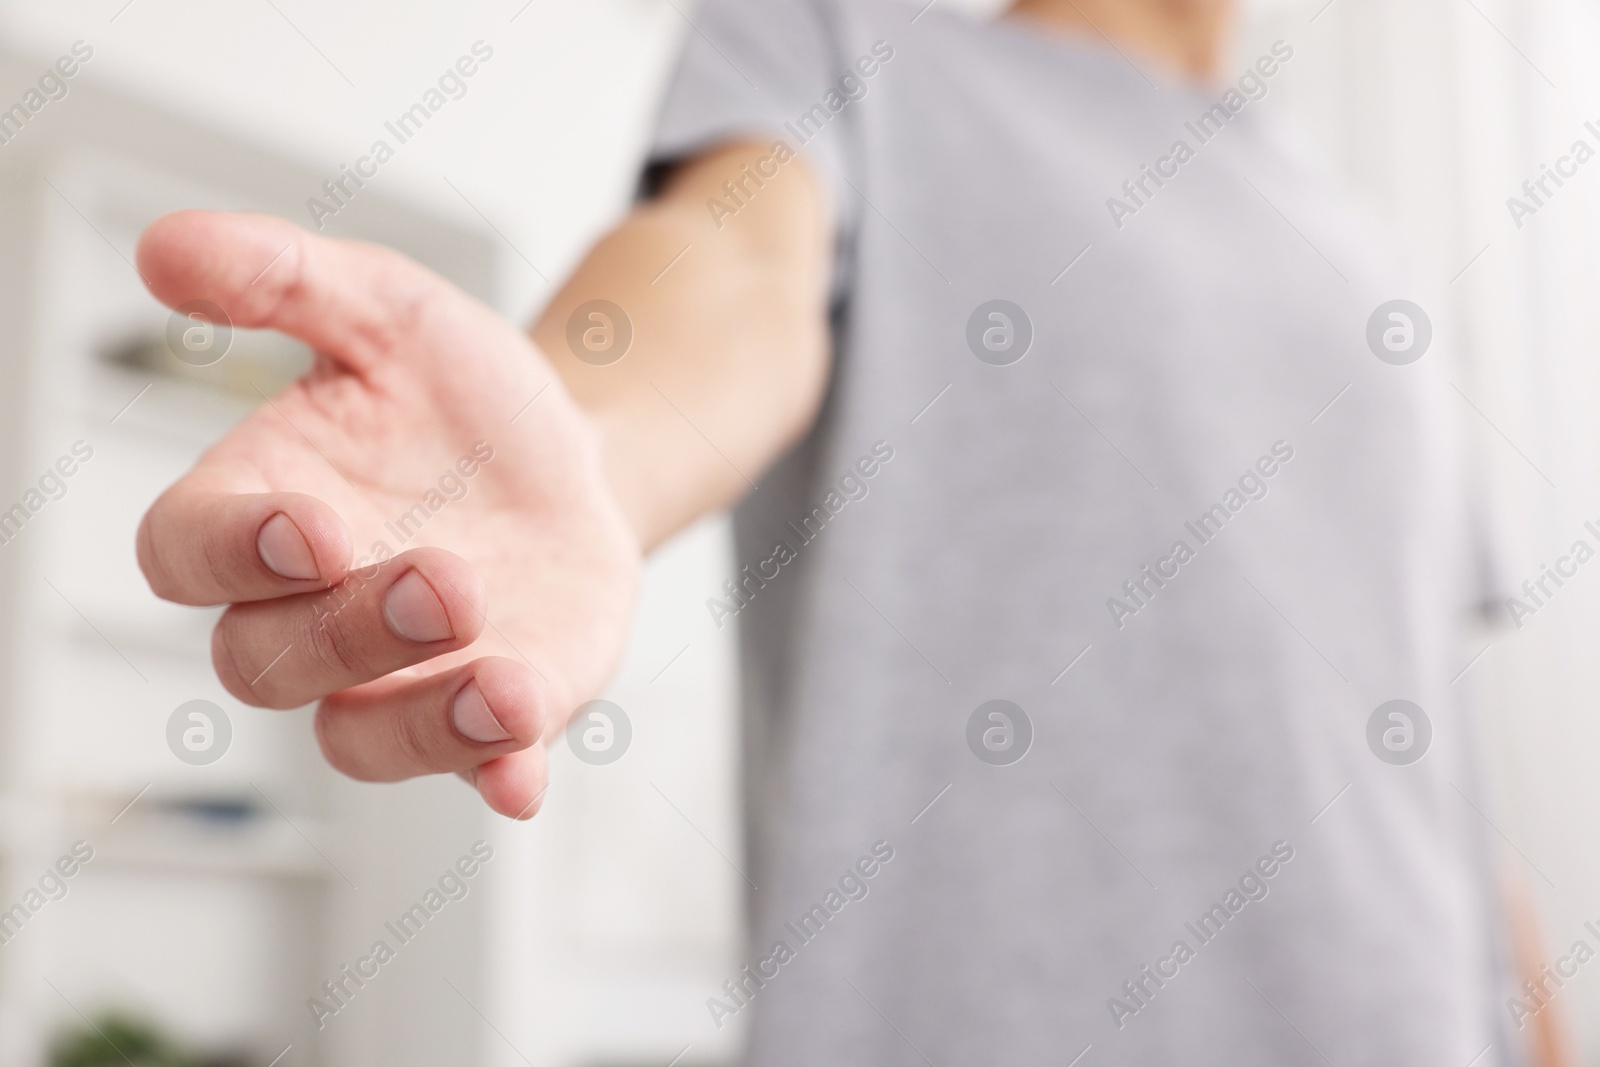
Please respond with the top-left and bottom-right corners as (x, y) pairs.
(641, 0), (861, 237)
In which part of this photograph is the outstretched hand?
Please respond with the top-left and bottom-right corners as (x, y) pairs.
(136, 211), (641, 818)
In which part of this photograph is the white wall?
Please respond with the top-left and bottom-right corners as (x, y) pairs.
(0, 0), (683, 314)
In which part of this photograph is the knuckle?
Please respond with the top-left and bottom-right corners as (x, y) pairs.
(390, 704), (438, 769)
(351, 243), (438, 350)
(198, 518), (233, 595)
(211, 616), (274, 708)
(252, 236), (306, 327)
(137, 508), (187, 603)
(303, 595), (366, 681)
(138, 544), (174, 601)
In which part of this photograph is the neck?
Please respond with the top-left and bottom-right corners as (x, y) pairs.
(1005, 0), (1233, 83)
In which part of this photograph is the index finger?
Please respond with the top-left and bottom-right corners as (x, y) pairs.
(138, 486), (351, 606)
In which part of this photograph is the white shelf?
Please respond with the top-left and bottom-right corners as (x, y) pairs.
(84, 812), (338, 882)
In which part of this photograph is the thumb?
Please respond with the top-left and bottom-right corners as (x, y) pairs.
(136, 209), (444, 372)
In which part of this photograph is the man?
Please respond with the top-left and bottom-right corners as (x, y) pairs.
(134, 0), (1517, 1062)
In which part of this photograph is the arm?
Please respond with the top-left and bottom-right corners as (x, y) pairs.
(533, 141), (834, 549)
(131, 143), (833, 817)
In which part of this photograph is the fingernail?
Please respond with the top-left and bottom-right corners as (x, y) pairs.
(257, 513), (318, 580)
(453, 681), (511, 744)
(384, 570), (454, 643)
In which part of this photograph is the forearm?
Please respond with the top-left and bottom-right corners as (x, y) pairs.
(531, 143), (834, 550)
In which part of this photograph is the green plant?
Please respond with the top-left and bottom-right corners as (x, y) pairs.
(49, 1012), (195, 1067)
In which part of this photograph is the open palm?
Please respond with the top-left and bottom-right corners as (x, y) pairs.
(136, 211), (640, 817)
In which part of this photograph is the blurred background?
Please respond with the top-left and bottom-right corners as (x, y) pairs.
(1, 0), (1599, 1064)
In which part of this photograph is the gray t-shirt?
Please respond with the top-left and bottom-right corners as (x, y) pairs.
(647, 1), (1517, 1063)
